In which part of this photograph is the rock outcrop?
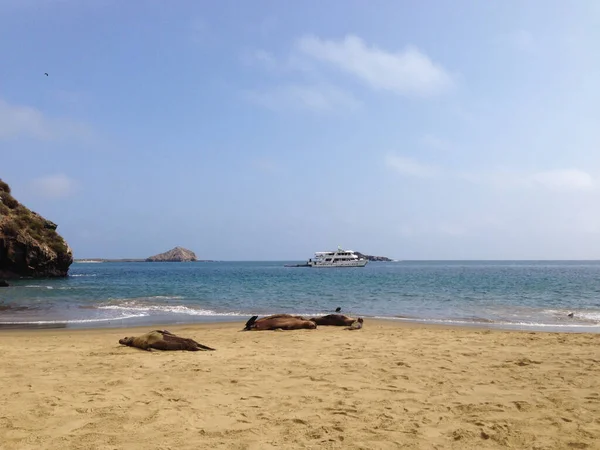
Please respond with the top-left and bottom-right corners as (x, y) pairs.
(355, 252), (393, 262)
(146, 247), (197, 262)
(0, 179), (73, 278)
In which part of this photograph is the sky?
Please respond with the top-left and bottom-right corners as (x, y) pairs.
(1, 0), (600, 260)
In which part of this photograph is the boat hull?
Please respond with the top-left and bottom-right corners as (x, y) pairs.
(309, 260), (368, 268)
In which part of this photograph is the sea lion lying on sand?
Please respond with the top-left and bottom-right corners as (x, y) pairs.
(119, 330), (215, 351)
(310, 314), (358, 326)
(345, 318), (363, 330)
(244, 314), (317, 331)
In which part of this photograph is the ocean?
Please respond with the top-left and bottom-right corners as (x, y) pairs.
(1, 260), (600, 332)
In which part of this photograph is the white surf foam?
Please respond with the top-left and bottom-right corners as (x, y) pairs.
(98, 303), (243, 317)
(0, 313), (148, 325)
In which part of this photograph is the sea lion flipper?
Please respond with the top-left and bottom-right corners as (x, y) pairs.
(244, 316), (259, 330)
(160, 332), (216, 351)
(194, 343), (216, 351)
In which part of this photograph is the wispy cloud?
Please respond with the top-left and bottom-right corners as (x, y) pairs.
(386, 153), (597, 192)
(241, 49), (317, 76)
(0, 98), (90, 141)
(296, 35), (454, 97)
(242, 50), (280, 72)
(30, 174), (77, 199)
(385, 154), (441, 178)
(528, 169), (595, 192)
(244, 33), (454, 112)
(245, 84), (360, 113)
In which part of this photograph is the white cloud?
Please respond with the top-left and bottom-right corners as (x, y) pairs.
(242, 50), (280, 71)
(385, 154), (440, 178)
(296, 35), (454, 96)
(386, 154), (597, 192)
(242, 49), (318, 76)
(30, 174), (77, 199)
(245, 84), (360, 113)
(528, 169), (595, 192)
(0, 99), (90, 141)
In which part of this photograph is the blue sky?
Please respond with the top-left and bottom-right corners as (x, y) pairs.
(1, 0), (599, 260)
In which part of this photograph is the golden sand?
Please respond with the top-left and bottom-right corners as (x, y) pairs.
(1, 320), (599, 449)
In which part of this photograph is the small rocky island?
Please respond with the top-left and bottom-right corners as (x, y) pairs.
(0, 179), (73, 278)
(146, 246), (198, 262)
(355, 252), (393, 262)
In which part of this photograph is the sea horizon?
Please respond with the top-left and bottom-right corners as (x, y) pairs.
(73, 258), (600, 262)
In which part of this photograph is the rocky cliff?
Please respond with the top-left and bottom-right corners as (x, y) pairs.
(355, 252), (393, 262)
(146, 247), (197, 262)
(0, 179), (73, 278)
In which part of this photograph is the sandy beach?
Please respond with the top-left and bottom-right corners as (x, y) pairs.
(1, 320), (599, 450)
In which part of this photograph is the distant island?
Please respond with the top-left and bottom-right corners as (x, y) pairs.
(75, 247), (216, 263)
(355, 252), (393, 262)
(146, 246), (198, 262)
(74, 258), (217, 263)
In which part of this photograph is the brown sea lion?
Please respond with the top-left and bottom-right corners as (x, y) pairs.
(345, 318), (363, 330)
(309, 314), (357, 326)
(243, 314), (317, 331)
(118, 330), (215, 351)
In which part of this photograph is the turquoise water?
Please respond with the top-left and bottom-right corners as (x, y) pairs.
(1, 261), (600, 331)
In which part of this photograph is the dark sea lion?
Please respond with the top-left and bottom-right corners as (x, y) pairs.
(119, 330), (215, 351)
(345, 318), (363, 330)
(310, 314), (357, 326)
(244, 314), (317, 331)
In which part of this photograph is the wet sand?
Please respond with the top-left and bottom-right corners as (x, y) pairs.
(1, 320), (599, 449)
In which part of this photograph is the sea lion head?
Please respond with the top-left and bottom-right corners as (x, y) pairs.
(357, 318), (364, 324)
(307, 320), (317, 329)
(119, 337), (134, 346)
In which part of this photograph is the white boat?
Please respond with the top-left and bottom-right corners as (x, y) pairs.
(306, 247), (368, 268)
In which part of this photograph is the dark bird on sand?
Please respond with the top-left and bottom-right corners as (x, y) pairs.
(118, 330), (215, 351)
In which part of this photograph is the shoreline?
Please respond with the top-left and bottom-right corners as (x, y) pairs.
(1, 317), (598, 335)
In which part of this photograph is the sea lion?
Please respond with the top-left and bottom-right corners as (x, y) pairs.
(118, 330), (215, 351)
(309, 314), (357, 326)
(345, 318), (363, 330)
(243, 314), (317, 331)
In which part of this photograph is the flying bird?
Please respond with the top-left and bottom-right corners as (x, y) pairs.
(44, 73), (48, 76)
